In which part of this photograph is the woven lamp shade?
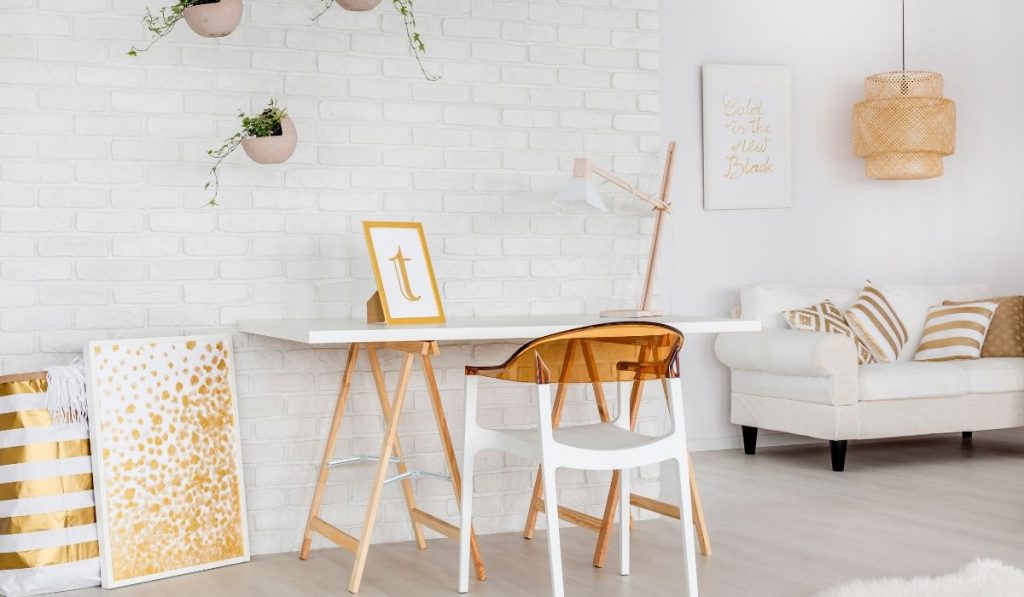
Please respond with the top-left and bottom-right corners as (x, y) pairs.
(853, 71), (956, 180)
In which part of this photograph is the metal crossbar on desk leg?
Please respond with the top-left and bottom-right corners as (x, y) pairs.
(297, 341), (486, 594)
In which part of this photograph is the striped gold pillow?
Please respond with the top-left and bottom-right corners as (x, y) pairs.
(784, 300), (876, 365)
(914, 302), (999, 362)
(845, 282), (909, 363)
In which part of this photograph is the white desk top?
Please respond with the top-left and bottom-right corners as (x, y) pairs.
(238, 314), (760, 345)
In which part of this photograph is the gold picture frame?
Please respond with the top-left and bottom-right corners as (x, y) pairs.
(362, 221), (445, 325)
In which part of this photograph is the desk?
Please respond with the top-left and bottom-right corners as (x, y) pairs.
(239, 314), (758, 593)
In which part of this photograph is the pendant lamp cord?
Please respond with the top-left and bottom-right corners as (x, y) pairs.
(901, 0), (906, 72)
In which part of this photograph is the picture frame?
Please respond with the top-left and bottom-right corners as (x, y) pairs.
(701, 64), (792, 210)
(85, 334), (249, 588)
(362, 220), (445, 325)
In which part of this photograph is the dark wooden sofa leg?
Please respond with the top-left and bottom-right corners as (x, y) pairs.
(741, 426), (758, 455)
(962, 431), (973, 439)
(829, 440), (848, 472)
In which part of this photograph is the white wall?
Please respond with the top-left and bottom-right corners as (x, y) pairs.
(661, 0), (1024, 448)
(1, 0), (662, 554)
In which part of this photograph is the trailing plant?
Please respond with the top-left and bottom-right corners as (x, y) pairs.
(128, 0), (217, 56)
(392, 0), (439, 81)
(312, 0), (439, 81)
(205, 100), (288, 207)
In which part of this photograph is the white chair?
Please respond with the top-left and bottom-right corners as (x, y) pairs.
(457, 322), (699, 597)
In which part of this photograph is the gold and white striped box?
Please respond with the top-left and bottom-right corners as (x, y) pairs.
(0, 372), (100, 597)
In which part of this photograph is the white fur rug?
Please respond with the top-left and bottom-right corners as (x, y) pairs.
(815, 560), (1024, 597)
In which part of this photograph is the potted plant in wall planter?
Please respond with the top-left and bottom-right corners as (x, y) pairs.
(128, 0), (243, 56)
(205, 100), (296, 207)
(313, 0), (439, 81)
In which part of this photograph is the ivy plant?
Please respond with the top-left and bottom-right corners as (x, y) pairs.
(128, 0), (217, 56)
(205, 100), (288, 207)
(313, 0), (439, 81)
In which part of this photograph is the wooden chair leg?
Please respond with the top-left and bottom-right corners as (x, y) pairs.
(593, 366), (648, 568)
(300, 344), (360, 560)
(348, 353), (414, 594)
(421, 352), (486, 581)
(689, 458), (712, 556)
(367, 346), (426, 550)
(523, 341), (578, 540)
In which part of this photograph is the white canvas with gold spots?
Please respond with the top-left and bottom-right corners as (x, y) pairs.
(85, 335), (249, 588)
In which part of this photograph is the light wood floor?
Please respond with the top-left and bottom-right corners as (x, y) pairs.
(67, 430), (1024, 596)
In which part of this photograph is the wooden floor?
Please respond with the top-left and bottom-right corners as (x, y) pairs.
(67, 430), (1024, 596)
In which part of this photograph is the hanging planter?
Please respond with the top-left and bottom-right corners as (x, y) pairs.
(312, 0), (439, 81)
(205, 100), (296, 207)
(183, 0), (243, 38)
(128, 0), (242, 56)
(336, 0), (383, 10)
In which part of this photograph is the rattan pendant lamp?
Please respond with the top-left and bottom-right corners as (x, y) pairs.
(853, 0), (956, 179)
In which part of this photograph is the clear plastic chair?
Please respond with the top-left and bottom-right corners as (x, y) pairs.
(457, 322), (698, 597)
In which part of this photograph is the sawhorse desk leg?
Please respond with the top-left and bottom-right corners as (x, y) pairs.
(299, 341), (486, 594)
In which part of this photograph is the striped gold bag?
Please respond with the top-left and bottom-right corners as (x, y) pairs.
(0, 370), (100, 597)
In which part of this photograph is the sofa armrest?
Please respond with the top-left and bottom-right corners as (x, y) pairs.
(715, 329), (856, 377)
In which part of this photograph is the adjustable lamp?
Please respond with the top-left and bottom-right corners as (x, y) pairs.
(555, 141), (677, 318)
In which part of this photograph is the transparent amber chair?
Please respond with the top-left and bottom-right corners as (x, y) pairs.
(457, 322), (699, 597)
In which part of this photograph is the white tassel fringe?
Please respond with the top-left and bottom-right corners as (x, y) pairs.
(46, 357), (88, 425)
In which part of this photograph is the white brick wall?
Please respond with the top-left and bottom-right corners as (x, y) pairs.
(1, 0), (660, 555)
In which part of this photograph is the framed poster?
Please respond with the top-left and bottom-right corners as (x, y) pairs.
(85, 335), (248, 588)
(363, 220), (445, 325)
(702, 64), (792, 210)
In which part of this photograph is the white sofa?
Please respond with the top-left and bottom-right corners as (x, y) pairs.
(714, 283), (1024, 471)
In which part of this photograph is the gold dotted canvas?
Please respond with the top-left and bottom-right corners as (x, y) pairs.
(86, 335), (248, 588)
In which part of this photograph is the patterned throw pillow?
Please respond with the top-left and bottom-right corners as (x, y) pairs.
(845, 282), (909, 363)
(784, 300), (876, 365)
(914, 302), (999, 361)
(944, 296), (1024, 358)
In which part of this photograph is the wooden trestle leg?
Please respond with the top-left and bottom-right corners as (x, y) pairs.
(298, 341), (486, 594)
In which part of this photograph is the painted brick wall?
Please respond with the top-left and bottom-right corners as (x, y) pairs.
(0, 0), (661, 554)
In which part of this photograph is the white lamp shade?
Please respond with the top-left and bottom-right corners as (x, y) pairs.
(555, 177), (608, 211)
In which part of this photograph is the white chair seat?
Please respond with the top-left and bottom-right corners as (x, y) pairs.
(555, 422), (659, 451)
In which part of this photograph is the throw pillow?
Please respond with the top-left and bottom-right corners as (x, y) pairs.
(914, 301), (999, 362)
(845, 282), (909, 363)
(944, 296), (1024, 358)
(0, 370), (100, 597)
(784, 300), (876, 365)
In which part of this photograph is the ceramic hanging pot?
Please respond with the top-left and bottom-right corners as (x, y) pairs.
(335, 0), (383, 11)
(183, 0), (243, 38)
(241, 117), (297, 164)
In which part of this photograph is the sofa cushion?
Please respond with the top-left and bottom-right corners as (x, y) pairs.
(913, 302), (999, 362)
(783, 300), (875, 365)
(858, 361), (969, 401)
(880, 284), (993, 362)
(846, 282), (909, 363)
(951, 358), (1024, 394)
